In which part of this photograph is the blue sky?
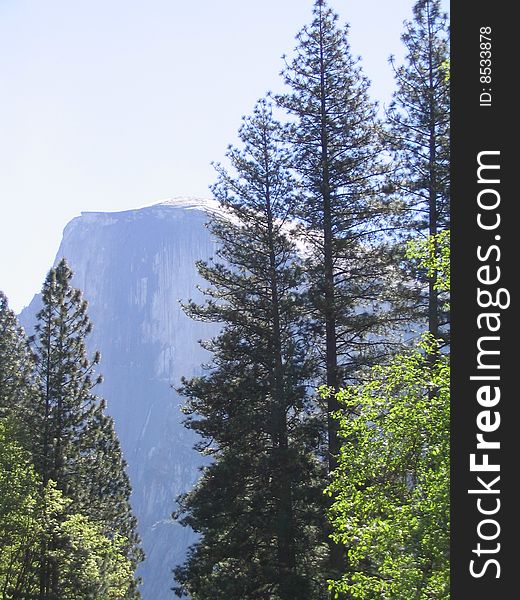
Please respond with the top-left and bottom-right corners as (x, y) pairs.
(0, 0), (449, 313)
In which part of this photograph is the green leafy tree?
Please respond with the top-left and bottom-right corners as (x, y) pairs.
(385, 0), (450, 339)
(0, 418), (41, 598)
(324, 338), (449, 599)
(406, 230), (450, 301)
(174, 100), (327, 600)
(44, 484), (136, 600)
(324, 233), (450, 599)
(0, 424), (137, 600)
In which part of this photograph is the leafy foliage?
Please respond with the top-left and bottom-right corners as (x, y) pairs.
(0, 421), (137, 599)
(47, 492), (136, 600)
(323, 337), (449, 599)
(406, 230), (450, 295)
(0, 418), (40, 597)
(324, 233), (450, 598)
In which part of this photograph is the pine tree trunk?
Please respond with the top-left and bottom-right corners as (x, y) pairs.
(323, 192), (346, 594)
(38, 543), (47, 600)
(39, 316), (52, 600)
(266, 178), (298, 600)
(427, 0), (439, 343)
(317, 9), (346, 591)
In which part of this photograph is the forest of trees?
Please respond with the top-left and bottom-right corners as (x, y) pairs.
(0, 261), (143, 599)
(1, 0), (449, 598)
(173, 1), (449, 599)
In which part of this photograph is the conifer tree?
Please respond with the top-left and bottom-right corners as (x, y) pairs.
(385, 0), (450, 339)
(174, 100), (327, 600)
(0, 292), (34, 426)
(276, 1), (391, 585)
(30, 259), (142, 598)
(277, 0), (389, 471)
(80, 402), (144, 594)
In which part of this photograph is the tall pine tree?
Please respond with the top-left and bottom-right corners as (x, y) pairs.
(277, 0), (389, 470)
(385, 0), (450, 339)
(174, 100), (327, 600)
(276, 0), (391, 584)
(30, 259), (142, 599)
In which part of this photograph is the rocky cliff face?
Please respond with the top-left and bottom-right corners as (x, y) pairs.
(20, 199), (221, 599)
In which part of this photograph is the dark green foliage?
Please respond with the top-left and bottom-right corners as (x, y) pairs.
(173, 101), (328, 600)
(0, 265), (142, 598)
(275, 2), (400, 587)
(276, 0), (395, 467)
(174, 1), (451, 596)
(0, 292), (34, 426)
(30, 259), (143, 597)
(385, 0), (450, 338)
(31, 260), (103, 496)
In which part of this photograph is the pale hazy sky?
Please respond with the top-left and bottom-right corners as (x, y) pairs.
(0, 0), (449, 313)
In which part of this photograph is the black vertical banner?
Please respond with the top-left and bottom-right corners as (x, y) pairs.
(451, 1), (514, 598)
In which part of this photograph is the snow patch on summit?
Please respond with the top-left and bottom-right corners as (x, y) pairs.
(140, 196), (221, 213)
